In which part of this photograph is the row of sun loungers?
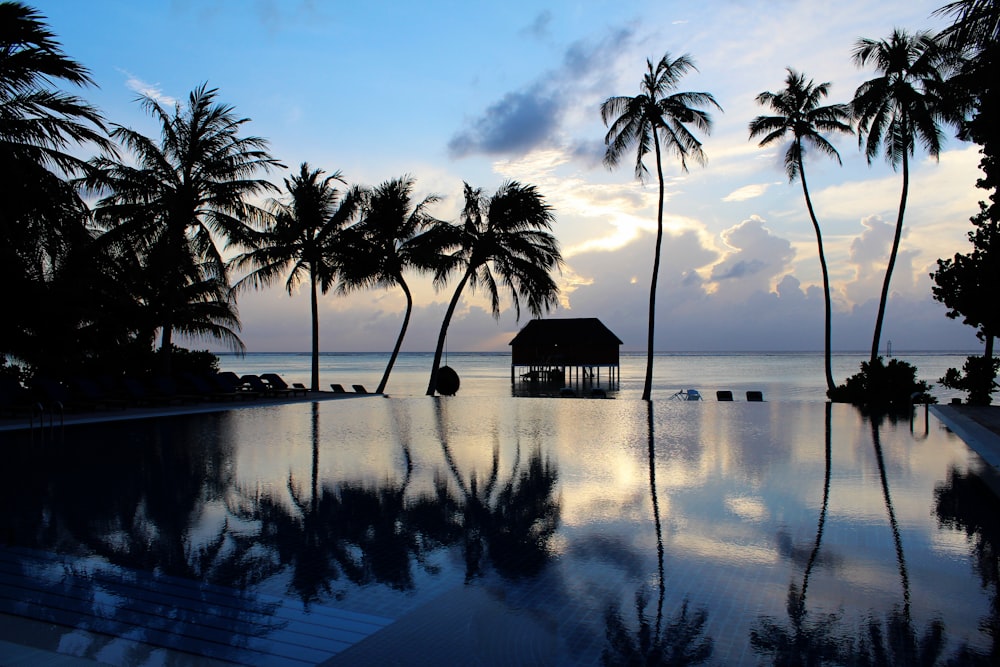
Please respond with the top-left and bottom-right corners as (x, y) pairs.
(717, 390), (764, 401)
(0, 372), (316, 417)
(330, 383), (369, 394)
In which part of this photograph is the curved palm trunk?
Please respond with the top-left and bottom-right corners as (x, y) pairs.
(643, 138), (666, 402)
(870, 150), (909, 364)
(309, 269), (320, 392)
(801, 402), (832, 602)
(871, 418), (911, 619)
(426, 269), (472, 396)
(377, 276), (412, 394)
(798, 155), (836, 393)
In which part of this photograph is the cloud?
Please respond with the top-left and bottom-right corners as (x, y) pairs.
(722, 182), (778, 202)
(448, 25), (638, 159)
(520, 10), (553, 39)
(709, 216), (795, 295)
(448, 85), (561, 158)
(118, 69), (177, 105)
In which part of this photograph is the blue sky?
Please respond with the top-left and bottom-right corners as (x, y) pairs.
(34, 0), (985, 353)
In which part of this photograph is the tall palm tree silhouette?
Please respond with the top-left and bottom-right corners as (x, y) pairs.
(601, 53), (721, 401)
(851, 30), (960, 364)
(750, 70), (852, 393)
(89, 84), (281, 373)
(425, 181), (561, 396)
(339, 177), (451, 394)
(232, 163), (363, 391)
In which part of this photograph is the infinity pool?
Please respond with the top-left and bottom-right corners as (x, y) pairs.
(1, 399), (997, 665)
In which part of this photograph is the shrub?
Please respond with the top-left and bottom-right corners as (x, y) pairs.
(939, 355), (999, 406)
(828, 357), (933, 412)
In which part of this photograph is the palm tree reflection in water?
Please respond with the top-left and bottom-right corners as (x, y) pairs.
(602, 401), (714, 666)
(751, 407), (951, 663)
(230, 400), (562, 605)
(431, 398), (561, 582)
(751, 403), (845, 662)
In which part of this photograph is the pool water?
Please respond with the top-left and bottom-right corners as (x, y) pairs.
(1, 398), (998, 665)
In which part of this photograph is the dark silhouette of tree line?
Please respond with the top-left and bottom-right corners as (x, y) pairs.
(0, 1), (561, 396)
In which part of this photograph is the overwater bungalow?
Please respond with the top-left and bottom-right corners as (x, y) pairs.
(509, 318), (622, 394)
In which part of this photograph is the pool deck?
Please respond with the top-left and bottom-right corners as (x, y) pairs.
(931, 404), (1000, 471)
(0, 390), (381, 432)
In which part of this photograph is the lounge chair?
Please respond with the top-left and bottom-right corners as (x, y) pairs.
(330, 384), (347, 394)
(352, 384), (369, 394)
(217, 372), (259, 399)
(746, 391), (764, 402)
(241, 374), (286, 397)
(180, 373), (240, 402)
(261, 373), (305, 397)
(716, 390), (734, 401)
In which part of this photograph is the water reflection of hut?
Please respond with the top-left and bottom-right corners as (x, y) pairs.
(509, 318), (622, 394)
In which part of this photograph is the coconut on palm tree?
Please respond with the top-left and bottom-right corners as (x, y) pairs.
(851, 29), (961, 364)
(232, 163), (364, 391)
(89, 84), (281, 373)
(425, 181), (561, 396)
(749, 68), (852, 394)
(601, 53), (721, 401)
(339, 176), (450, 394)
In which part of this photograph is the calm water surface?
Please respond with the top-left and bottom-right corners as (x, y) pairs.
(2, 397), (998, 665)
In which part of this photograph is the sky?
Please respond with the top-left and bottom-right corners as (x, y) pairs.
(31, 0), (988, 353)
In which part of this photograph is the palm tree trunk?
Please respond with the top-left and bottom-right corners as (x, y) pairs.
(159, 322), (173, 376)
(871, 418), (911, 620)
(642, 137), (666, 402)
(870, 150), (909, 364)
(798, 155), (836, 393)
(426, 270), (472, 396)
(309, 269), (320, 392)
(377, 276), (412, 394)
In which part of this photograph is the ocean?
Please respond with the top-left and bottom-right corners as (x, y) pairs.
(215, 350), (980, 403)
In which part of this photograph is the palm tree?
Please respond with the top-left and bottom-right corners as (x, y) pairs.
(232, 163), (364, 391)
(1, 1), (113, 369)
(339, 177), (450, 394)
(851, 30), (960, 364)
(424, 181), (561, 396)
(89, 83), (281, 373)
(0, 1), (111, 174)
(601, 54), (721, 401)
(750, 69), (852, 394)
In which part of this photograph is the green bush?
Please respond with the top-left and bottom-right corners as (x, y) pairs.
(828, 357), (933, 412)
(939, 355), (999, 406)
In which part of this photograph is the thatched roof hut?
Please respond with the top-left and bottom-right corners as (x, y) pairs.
(508, 318), (622, 391)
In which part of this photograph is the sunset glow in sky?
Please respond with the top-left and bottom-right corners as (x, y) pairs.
(34, 0), (986, 353)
